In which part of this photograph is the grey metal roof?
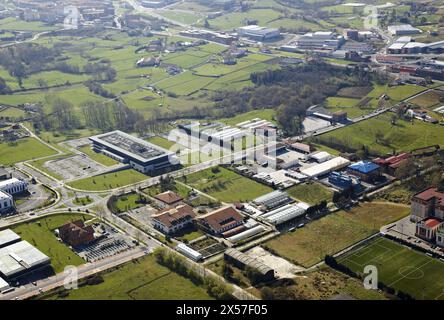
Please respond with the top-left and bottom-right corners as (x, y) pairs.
(225, 248), (274, 276)
(0, 229), (20, 248)
(0, 241), (50, 277)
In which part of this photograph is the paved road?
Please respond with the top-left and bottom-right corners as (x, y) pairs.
(1, 246), (149, 300)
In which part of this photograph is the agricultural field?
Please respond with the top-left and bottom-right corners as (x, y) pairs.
(317, 113), (444, 155)
(41, 255), (213, 300)
(180, 166), (273, 202)
(286, 182), (334, 205)
(12, 213), (90, 273)
(338, 237), (444, 300)
(0, 137), (57, 165)
(264, 202), (410, 267)
(67, 169), (148, 191)
(409, 90), (444, 109)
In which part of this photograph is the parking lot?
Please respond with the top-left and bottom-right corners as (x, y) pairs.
(76, 224), (135, 263)
(44, 155), (105, 181)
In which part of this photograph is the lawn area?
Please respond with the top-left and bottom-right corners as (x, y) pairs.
(317, 113), (444, 155)
(67, 169), (148, 191)
(338, 237), (444, 300)
(78, 145), (119, 167)
(0, 137), (57, 165)
(181, 166), (272, 202)
(109, 192), (147, 213)
(12, 213), (90, 273)
(264, 202), (410, 267)
(286, 182), (334, 205)
(42, 255), (213, 300)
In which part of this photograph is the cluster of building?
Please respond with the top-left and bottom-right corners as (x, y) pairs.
(0, 229), (50, 289)
(89, 130), (179, 175)
(237, 25), (280, 42)
(387, 36), (444, 55)
(0, 173), (28, 215)
(179, 29), (237, 45)
(15, 0), (116, 28)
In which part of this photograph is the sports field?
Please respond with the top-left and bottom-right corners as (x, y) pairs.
(338, 237), (444, 300)
(264, 202), (410, 267)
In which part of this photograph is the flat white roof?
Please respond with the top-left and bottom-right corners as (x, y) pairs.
(0, 190), (12, 201)
(0, 277), (8, 290)
(0, 230), (20, 248)
(301, 157), (351, 178)
(0, 241), (50, 278)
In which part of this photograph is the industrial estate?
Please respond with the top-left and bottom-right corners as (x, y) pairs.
(0, 0), (444, 303)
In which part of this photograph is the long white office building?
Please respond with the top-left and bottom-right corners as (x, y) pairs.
(0, 178), (28, 196)
(0, 191), (13, 214)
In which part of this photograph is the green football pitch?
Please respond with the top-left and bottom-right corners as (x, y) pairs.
(338, 237), (444, 300)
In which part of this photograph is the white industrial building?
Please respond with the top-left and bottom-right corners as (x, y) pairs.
(0, 276), (9, 292)
(0, 239), (51, 279)
(227, 225), (265, 243)
(301, 157), (351, 178)
(310, 151), (332, 163)
(388, 25), (422, 36)
(237, 25), (280, 41)
(176, 243), (203, 261)
(295, 31), (345, 50)
(253, 190), (292, 210)
(0, 229), (21, 248)
(0, 178), (28, 196)
(258, 203), (308, 225)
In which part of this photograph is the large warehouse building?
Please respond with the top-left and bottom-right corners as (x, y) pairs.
(89, 130), (179, 174)
(0, 230), (51, 280)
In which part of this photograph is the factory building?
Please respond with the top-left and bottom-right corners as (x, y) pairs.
(0, 236), (51, 280)
(295, 32), (345, 50)
(237, 25), (280, 41)
(253, 190), (292, 211)
(0, 229), (21, 249)
(89, 130), (179, 175)
(300, 157), (351, 178)
(388, 25), (422, 36)
(258, 203), (308, 225)
(227, 225), (265, 243)
(224, 248), (275, 282)
(347, 161), (381, 183)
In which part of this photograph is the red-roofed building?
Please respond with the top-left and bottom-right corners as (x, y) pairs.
(58, 220), (95, 247)
(196, 206), (244, 236)
(415, 218), (443, 241)
(289, 142), (313, 155)
(373, 153), (412, 176)
(411, 187), (444, 222)
(152, 204), (196, 234)
(154, 191), (183, 207)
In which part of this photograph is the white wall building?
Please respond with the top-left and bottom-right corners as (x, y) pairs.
(0, 191), (13, 214)
(0, 178), (28, 196)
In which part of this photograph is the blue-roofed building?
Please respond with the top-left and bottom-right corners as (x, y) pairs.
(328, 172), (362, 191)
(347, 161), (381, 182)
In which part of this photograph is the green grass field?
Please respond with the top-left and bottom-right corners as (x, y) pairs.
(264, 202), (410, 267)
(43, 255), (213, 300)
(111, 192), (146, 213)
(67, 169), (148, 191)
(78, 145), (119, 167)
(0, 137), (57, 165)
(12, 214), (90, 273)
(181, 166), (272, 202)
(338, 237), (444, 300)
(286, 182), (334, 205)
(318, 113), (444, 155)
